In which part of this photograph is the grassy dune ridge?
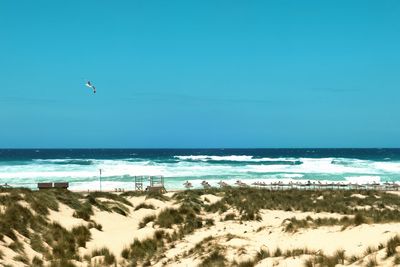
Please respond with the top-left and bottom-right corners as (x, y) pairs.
(0, 188), (400, 266)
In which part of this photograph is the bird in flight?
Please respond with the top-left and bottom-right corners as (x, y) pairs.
(85, 81), (96, 94)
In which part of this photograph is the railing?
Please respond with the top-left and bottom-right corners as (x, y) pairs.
(1, 179), (399, 192)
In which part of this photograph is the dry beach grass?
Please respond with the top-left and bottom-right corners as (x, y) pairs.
(1, 188), (400, 266)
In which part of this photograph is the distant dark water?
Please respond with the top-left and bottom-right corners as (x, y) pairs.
(1, 148), (400, 161)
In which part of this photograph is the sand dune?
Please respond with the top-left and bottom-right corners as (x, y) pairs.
(1, 188), (400, 266)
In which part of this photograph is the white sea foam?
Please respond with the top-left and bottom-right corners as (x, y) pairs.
(280, 174), (304, 178)
(174, 155), (298, 162)
(372, 161), (400, 173)
(1, 156), (400, 189)
(243, 158), (378, 174)
(174, 155), (254, 161)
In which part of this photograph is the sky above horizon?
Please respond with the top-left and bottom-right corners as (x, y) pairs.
(1, 0), (400, 148)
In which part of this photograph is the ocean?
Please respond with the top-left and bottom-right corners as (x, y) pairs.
(0, 149), (399, 190)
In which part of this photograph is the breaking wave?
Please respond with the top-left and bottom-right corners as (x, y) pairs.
(174, 155), (302, 165)
(0, 153), (400, 189)
(39, 159), (94, 165)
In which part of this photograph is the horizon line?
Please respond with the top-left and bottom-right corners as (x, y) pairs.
(1, 147), (400, 150)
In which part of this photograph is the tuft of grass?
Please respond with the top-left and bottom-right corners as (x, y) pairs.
(284, 248), (313, 258)
(31, 233), (46, 253)
(13, 254), (29, 264)
(91, 247), (116, 265)
(145, 191), (170, 201)
(365, 257), (378, 267)
(121, 247), (130, 259)
(334, 249), (346, 264)
(156, 208), (184, 228)
(394, 254), (400, 265)
(187, 235), (214, 256)
(127, 238), (158, 261)
(256, 248), (270, 260)
(364, 246), (377, 256)
(122, 231), (166, 265)
(0, 203), (34, 240)
(154, 230), (165, 241)
(139, 215), (156, 228)
(120, 191), (147, 197)
(134, 203), (155, 210)
(111, 206), (128, 216)
(180, 215), (203, 235)
(386, 235), (400, 257)
(87, 191), (133, 207)
(8, 240), (24, 252)
(205, 200), (228, 214)
(348, 255), (360, 264)
(199, 251), (226, 267)
(354, 213), (366, 225)
(72, 202), (93, 221)
(284, 215), (355, 232)
(236, 260), (255, 267)
(303, 258), (313, 267)
(173, 190), (204, 203)
(32, 256), (44, 267)
(88, 222), (103, 231)
(174, 190), (204, 214)
(53, 190), (84, 210)
(205, 218), (215, 226)
(71, 225), (91, 248)
(283, 217), (309, 232)
(273, 247), (282, 257)
(225, 233), (238, 241)
(43, 222), (91, 260)
(49, 259), (77, 267)
(224, 213), (236, 221)
(308, 252), (344, 267)
(25, 190), (59, 215)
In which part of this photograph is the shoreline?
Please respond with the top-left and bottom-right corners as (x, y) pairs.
(1, 149), (400, 193)
(3, 179), (400, 193)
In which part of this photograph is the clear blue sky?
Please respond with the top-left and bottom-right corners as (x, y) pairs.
(1, 0), (399, 148)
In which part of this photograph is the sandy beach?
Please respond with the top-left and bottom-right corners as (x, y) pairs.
(2, 0), (400, 265)
(1, 188), (400, 266)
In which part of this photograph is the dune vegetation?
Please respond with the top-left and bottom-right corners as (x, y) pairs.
(1, 187), (400, 266)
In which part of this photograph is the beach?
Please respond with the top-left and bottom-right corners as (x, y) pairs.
(1, 187), (400, 266)
(1, 150), (400, 266)
(1, 149), (400, 191)
(2, 0), (400, 265)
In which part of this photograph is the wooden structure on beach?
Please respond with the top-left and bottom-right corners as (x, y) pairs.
(250, 180), (400, 191)
(147, 176), (166, 193)
(134, 176), (144, 191)
(38, 182), (69, 190)
(134, 176), (166, 193)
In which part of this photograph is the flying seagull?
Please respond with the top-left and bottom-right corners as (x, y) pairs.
(85, 81), (96, 94)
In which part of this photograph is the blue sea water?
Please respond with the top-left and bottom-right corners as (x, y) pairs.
(0, 149), (399, 190)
